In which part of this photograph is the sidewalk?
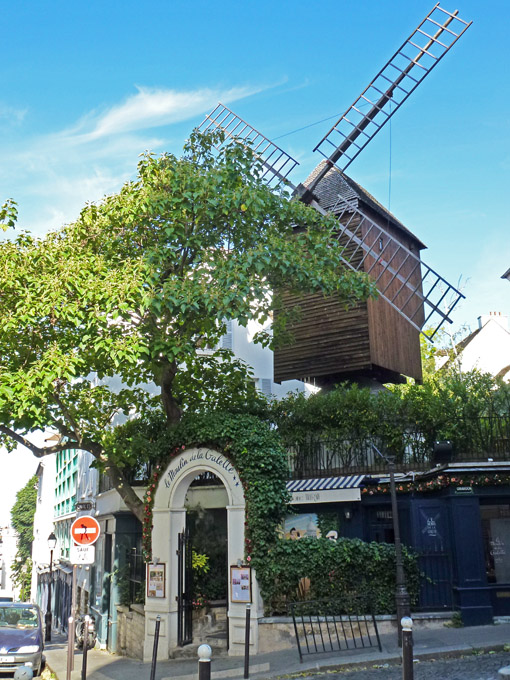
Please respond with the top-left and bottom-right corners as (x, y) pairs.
(43, 621), (510, 680)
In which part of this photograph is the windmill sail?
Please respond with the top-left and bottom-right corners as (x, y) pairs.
(199, 103), (299, 188)
(311, 4), (471, 186)
(198, 104), (463, 340)
(322, 167), (464, 339)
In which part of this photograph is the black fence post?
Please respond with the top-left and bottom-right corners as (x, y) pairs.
(401, 616), (414, 680)
(81, 616), (90, 680)
(244, 604), (251, 679)
(150, 616), (161, 680)
(197, 644), (212, 680)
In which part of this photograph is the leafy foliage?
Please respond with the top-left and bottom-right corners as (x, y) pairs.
(0, 199), (17, 230)
(260, 536), (419, 615)
(10, 475), (37, 601)
(272, 370), (510, 461)
(0, 131), (372, 520)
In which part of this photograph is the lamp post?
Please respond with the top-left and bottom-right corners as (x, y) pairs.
(387, 457), (410, 647)
(372, 445), (410, 647)
(45, 532), (57, 642)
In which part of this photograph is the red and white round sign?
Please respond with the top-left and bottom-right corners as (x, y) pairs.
(71, 515), (100, 546)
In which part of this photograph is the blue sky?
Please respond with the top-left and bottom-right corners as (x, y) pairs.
(1, 0), (509, 516)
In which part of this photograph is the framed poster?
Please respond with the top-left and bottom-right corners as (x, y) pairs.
(230, 566), (251, 603)
(283, 513), (320, 540)
(147, 563), (166, 598)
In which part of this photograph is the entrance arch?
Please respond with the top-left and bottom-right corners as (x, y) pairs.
(143, 447), (260, 660)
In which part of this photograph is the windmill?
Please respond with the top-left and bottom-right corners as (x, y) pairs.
(198, 4), (471, 387)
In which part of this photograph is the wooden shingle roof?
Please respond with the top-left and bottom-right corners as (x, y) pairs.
(303, 161), (427, 250)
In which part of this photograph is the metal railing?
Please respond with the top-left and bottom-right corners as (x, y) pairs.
(289, 597), (381, 662)
(127, 548), (145, 604)
(286, 416), (510, 478)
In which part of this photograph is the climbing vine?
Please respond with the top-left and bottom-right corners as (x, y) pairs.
(113, 411), (290, 601)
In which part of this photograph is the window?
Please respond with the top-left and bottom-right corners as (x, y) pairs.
(481, 504), (510, 584)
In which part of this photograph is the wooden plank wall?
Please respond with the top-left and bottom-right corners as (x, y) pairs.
(362, 206), (423, 382)
(273, 208), (424, 385)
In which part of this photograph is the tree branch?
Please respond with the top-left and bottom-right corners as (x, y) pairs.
(103, 464), (144, 522)
(0, 425), (75, 458)
(53, 392), (82, 444)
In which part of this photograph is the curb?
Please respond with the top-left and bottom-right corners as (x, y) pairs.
(255, 643), (510, 679)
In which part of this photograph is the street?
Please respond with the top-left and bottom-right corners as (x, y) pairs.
(295, 651), (510, 680)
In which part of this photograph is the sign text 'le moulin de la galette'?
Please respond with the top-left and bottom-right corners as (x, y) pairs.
(164, 449), (240, 488)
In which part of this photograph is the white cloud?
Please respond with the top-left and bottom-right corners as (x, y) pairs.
(1, 84), (266, 235)
(60, 85), (261, 144)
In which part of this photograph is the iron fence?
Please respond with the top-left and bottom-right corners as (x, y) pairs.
(289, 597), (381, 662)
(127, 548), (145, 604)
(286, 416), (510, 478)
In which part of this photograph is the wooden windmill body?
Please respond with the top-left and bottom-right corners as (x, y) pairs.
(199, 4), (471, 387)
(274, 162), (426, 386)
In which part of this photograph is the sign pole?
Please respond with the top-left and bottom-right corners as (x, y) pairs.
(68, 514), (100, 677)
(67, 565), (77, 678)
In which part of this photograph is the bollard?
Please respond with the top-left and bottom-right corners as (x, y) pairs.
(66, 616), (74, 680)
(401, 616), (413, 680)
(244, 604), (251, 680)
(81, 616), (90, 680)
(149, 616), (161, 680)
(197, 644), (212, 680)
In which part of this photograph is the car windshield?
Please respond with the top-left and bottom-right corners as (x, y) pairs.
(0, 607), (38, 628)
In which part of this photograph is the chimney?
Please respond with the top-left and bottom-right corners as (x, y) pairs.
(477, 312), (509, 331)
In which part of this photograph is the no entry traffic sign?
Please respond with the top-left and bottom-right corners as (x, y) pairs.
(71, 515), (100, 546)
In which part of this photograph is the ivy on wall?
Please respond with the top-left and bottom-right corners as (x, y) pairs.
(262, 537), (419, 615)
(112, 410), (420, 614)
(133, 412), (290, 586)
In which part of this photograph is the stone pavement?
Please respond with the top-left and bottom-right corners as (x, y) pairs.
(43, 621), (510, 680)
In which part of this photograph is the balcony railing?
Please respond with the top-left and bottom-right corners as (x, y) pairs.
(287, 416), (510, 478)
(96, 416), (510, 487)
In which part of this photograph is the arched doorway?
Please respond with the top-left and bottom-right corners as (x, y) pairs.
(143, 447), (260, 660)
(186, 471), (229, 645)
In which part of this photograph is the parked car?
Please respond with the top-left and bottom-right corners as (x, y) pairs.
(0, 603), (44, 676)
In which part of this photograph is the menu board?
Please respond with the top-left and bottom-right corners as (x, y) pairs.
(147, 563), (166, 598)
(490, 519), (510, 583)
(230, 566), (251, 603)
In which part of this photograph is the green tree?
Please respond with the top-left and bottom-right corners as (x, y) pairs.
(0, 132), (373, 521)
(0, 198), (17, 230)
(10, 475), (37, 601)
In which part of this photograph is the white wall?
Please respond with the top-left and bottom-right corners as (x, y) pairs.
(225, 318), (315, 399)
(31, 455), (57, 601)
(458, 313), (510, 380)
(0, 526), (19, 599)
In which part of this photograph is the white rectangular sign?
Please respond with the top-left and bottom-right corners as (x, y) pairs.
(70, 544), (95, 565)
(291, 487), (361, 505)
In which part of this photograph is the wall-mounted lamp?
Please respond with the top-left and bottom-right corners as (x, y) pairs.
(344, 509), (352, 520)
(153, 556), (160, 565)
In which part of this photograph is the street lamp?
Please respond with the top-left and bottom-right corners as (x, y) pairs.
(372, 445), (410, 647)
(45, 532), (57, 642)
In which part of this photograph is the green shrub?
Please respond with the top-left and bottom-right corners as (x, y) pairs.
(257, 536), (419, 615)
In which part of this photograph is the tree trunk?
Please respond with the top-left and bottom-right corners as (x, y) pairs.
(105, 464), (145, 523)
(160, 361), (182, 425)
